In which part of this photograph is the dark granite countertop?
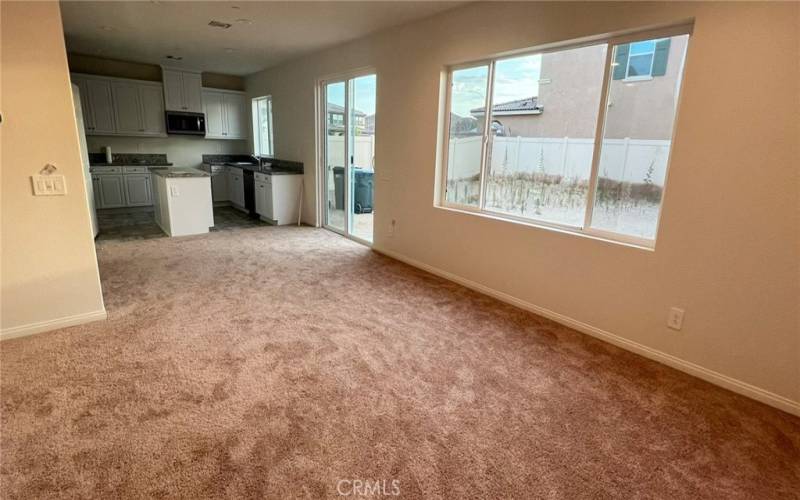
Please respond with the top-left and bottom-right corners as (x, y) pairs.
(202, 154), (303, 175)
(91, 162), (173, 167)
(89, 153), (172, 167)
(150, 167), (209, 178)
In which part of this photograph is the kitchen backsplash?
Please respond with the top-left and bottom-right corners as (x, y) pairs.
(89, 153), (170, 165)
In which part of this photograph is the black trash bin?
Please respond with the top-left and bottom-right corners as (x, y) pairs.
(332, 166), (345, 210)
(353, 168), (374, 214)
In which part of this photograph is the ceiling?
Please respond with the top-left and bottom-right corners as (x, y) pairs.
(60, 1), (465, 76)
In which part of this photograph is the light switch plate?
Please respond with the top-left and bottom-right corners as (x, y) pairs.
(32, 175), (67, 196)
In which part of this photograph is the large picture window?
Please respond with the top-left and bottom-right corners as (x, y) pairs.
(439, 28), (690, 246)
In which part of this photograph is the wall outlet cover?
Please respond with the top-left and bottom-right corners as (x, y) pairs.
(667, 307), (685, 331)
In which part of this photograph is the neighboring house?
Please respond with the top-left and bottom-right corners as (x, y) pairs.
(468, 36), (687, 140)
(327, 103), (367, 135)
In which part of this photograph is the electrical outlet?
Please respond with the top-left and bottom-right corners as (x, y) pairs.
(667, 307), (685, 331)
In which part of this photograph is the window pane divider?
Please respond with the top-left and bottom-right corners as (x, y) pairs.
(583, 43), (615, 230)
(478, 62), (496, 211)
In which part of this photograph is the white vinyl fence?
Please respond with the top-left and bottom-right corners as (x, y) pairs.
(448, 136), (672, 185)
(327, 135), (375, 169)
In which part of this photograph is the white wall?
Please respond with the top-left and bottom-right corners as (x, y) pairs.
(246, 2), (800, 412)
(1, 1), (106, 336)
(85, 136), (249, 169)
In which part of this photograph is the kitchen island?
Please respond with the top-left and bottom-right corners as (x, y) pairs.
(150, 167), (214, 237)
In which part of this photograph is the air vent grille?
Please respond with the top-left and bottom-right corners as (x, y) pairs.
(208, 20), (232, 29)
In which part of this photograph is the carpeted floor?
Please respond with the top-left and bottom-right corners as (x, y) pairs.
(1, 227), (798, 498)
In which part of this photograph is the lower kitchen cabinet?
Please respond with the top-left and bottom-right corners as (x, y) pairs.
(125, 174), (153, 206)
(227, 167), (245, 209)
(254, 172), (303, 225)
(95, 174), (127, 208)
(92, 168), (154, 208)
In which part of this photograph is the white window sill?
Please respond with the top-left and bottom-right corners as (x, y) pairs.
(623, 75), (654, 82)
(434, 203), (656, 252)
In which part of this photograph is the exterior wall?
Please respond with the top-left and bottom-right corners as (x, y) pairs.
(245, 1), (800, 410)
(1, 1), (106, 334)
(480, 36), (687, 140)
(604, 36), (688, 139)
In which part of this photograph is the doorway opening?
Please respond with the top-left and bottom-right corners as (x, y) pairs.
(319, 72), (376, 244)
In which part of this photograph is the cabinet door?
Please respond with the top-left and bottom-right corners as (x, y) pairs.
(181, 72), (204, 113)
(125, 174), (153, 206)
(86, 79), (116, 134)
(263, 179), (274, 220)
(254, 181), (265, 216)
(139, 85), (165, 135)
(223, 93), (247, 139)
(91, 176), (103, 209)
(203, 91), (225, 138)
(72, 76), (96, 131)
(162, 69), (185, 111)
(112, 81), (143, 134)
(98, 174), (126, 208)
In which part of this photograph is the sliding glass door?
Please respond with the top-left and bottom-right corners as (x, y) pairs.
(321, 73), (376, 243)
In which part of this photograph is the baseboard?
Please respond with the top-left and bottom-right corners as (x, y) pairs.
(1, 309), (107, 341)
(372, 246), (800, 417)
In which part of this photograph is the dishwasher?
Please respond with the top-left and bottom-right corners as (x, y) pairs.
(242, 168), (257, 216)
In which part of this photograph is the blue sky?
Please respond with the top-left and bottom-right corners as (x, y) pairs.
(451, 54), (542, 116)
(326, 75), (377, 115)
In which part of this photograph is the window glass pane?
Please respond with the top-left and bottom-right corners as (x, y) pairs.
(591, 34), (689, 240)
(446, 65), (488, 206)
(257, 98), (272, 155)
(629, 40), (656, 55)
(483, 44), (607, 227)
(627, 54), (653, 77)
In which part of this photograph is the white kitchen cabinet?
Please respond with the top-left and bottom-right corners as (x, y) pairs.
(203, 91), (225, 137)
(162, 69), (203, 113)
(138, 84), (167, 135)
(73, 74), (165, 137)
(227, 167), (245, 209)
(96, 174), (126, 208)
(124, 174), (153, 206)
(71, 76), (116, 135)
(203, 89), (247, 140)
(111, 81), (142, 134)
(112, 80), (166, 137)
(254, 172), (302, 225)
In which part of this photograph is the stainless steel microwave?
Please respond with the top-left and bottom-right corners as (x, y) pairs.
(165, 111), (206, 136)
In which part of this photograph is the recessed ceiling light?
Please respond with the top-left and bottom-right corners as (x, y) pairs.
(224, 48), (235, 53)
(235, 18), (253, 24)
(100, 25), (115, 31)
(208, 20), (232, 29)
(231, 5), (241, 9)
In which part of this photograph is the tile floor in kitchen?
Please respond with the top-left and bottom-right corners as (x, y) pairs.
(95, 206), (271, 242)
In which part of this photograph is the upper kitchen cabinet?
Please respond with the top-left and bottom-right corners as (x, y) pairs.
(72, 73), (165, 137)
(72, 75), (116, 135)
(162, 69), (203, 113)
(203, 88), (248, 140)
(111, 80), (165, 136)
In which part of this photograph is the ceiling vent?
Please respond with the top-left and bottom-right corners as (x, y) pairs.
(208, 20), (232, 29)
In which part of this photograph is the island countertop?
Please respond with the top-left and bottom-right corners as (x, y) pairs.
(149, 167), (210, 178)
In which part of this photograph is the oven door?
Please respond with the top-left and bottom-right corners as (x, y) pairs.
(166, 112), (206, 136)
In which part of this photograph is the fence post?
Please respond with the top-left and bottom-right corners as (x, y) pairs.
(560, 136), (569, 177)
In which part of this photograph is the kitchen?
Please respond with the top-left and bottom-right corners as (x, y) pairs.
(73, 56), (304, 240)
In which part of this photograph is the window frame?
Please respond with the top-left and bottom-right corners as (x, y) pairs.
(438, 25), (691, 249)
(252, 95), (273, 158)
(624, 39), (661, 81)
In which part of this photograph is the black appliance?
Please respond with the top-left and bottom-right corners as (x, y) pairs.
(165, 111), (206, 136)
(242, 169), (256, 216)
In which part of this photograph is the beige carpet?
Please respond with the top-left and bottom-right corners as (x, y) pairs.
(1, 227), (798, 498)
